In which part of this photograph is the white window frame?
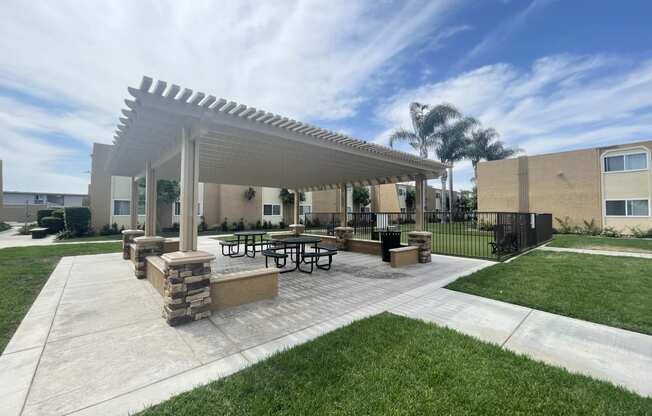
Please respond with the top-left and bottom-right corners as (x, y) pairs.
(604, 198), (650, 217)
(299, 204), (312, 216)
(112, 199), (131, 216)
(601, 148), (650, 174)
(262, 203), (282, 217)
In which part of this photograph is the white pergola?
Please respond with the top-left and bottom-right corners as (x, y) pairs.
(107, 76), (446, 254)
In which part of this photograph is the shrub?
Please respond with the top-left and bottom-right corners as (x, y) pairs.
(63, 207), (91, 237)
(255, 220), (262, 230)
(237, 218), (245, 231)
(629, 226), (652, 238)
(601, 226), (621, 238)
(279, 220), (287, 229)
(0, 222), (10, 232)
(581, 219), (601, 236)
(52, 209), (64, 219)
(198, 220), (207, 232)
(41, 216), (64, 233)
(554, 216), (580, 234)
(220, 218), (228, 232)
(37, 209), (55, 226)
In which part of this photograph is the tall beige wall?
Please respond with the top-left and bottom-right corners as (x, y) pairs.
(202, 183), (221, 227)
(478, 149), (602, 225)
(89, 143), (112, 231)
(218, 185), (262, 227)
(312, 189), (338, 212)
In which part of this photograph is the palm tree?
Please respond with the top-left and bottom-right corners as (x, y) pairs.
(389, 102), (461, 210)
(467, 128), (519, 181)
(433, 116), (478, 211)
(388, 102), (460, 158)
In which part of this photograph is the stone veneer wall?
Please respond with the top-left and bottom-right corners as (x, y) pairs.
(334, 226), (353, 250)
(132, 236), (165, 278)
(161, 251), (214, 326)
(407, 231), (432, 263)
(121, 229), (144, 260)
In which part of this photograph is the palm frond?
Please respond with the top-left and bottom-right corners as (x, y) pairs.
(388, 128), (419, 148)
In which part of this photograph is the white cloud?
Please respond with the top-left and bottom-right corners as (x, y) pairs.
(0, 0), (464, 193)
(376, 54), (652, 191)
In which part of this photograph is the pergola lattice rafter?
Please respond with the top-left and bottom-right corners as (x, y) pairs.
(106, 76), (447, 190)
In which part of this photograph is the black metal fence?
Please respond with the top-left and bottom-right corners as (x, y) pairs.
(303, 211), (553, 261)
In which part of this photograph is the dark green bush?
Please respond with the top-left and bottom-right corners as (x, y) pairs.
(63, 207), (91, 237)
(37, 209), (55, 226)
(41, 216), (64, 233)
(52, 209), (64, 219)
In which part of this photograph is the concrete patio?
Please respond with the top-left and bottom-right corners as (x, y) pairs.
(1, 237), (492, 416)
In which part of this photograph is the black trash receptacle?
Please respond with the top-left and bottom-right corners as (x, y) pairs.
(380, 231), (401, 262)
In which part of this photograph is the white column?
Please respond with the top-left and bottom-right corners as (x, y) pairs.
(179, 127), (199, 252)
(293, 189), (300, 224)
(145, 161), (157, 236)
(339, 184), (348, 226)
(415, 175), (425, 231)
(130, 176), (139, 230)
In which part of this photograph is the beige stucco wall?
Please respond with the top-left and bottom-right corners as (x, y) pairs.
(601, 142), (652, 232)
(478, 140), (652, 233)
(218, 184), (262, 227)
(202, 183), (221, 227)
(89, 143), (112, 231)
(312, 189), (338, 212)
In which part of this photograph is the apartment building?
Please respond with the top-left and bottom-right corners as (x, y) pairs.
(477, 140), (652, 233)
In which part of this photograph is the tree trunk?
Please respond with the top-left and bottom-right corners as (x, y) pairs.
(448, 166), (454, 213)
(440, 172), (447, 221)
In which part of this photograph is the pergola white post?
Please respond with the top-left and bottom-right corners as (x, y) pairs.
(415, 174), (425, 231)
(130, 176), (139, 229)
(293, 190), (300, 225)
(339, 184), (348, 226)
(179, 127), (199, 252)
(144, 161), (157, 236)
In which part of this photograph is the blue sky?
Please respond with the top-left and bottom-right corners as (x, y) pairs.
(1, 0), (652, 194)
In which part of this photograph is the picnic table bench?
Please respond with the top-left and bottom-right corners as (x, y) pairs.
(31, 227), (49, 239)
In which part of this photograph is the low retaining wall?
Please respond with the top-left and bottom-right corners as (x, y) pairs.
(390, 246), (418, 268)
(145, 256), (278, 317)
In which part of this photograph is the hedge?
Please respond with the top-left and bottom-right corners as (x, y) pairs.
(63, 207), (91, 236)
(37, 209), (55, 226)
(52, 209), (64, 219)
(41, 216), (64, 233)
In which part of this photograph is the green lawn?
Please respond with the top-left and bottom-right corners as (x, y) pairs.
(0, 243), (121, 352)
(447, 250), (652, 335)
(139, 313), (650, 415)
(549, 234), (652, 254)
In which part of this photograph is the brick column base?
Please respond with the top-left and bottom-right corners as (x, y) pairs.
(289, 224), (305, 235)
(334, 226), (354, 250)
(132, 236), (165, 278)
(121, 229), (144, 260)
(407, 231), (432, 263)
(161, 251), (216, 326)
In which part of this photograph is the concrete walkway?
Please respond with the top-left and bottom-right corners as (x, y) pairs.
(0, 247), (492, 416)
(539, 245), (652, 259)
(0, 224), (57, 249)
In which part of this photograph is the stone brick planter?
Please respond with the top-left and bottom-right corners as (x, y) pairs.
(407, 231), (432, 263)
(334, 226), (353, 250)
(121, 229), (144, 260)
(161, 251), (215, 326)
(132, 236), (165, 278)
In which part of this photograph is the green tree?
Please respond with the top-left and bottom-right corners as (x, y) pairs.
(466, 128), (518, 181)
(405, 189), (415, 211)
(351, 186), (370, 211)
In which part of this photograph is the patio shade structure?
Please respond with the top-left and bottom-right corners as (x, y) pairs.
(107, 76), (447, 252)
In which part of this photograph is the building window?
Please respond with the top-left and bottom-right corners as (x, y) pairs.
(113, 200), (130, 216)
(299, 205), (311, 216)
(604, 152), (648, 172)
(605, 199), (649, 216)
(174, 201), (181, 216)
(263, 204), (281, 216)
(400, 207), (406, 213)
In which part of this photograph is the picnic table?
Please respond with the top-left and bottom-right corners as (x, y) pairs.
(222, 230), (268, 258)
(265, 236), (336, 273)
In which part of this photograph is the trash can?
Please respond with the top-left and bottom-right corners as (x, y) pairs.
(379, 230), (401, 262)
